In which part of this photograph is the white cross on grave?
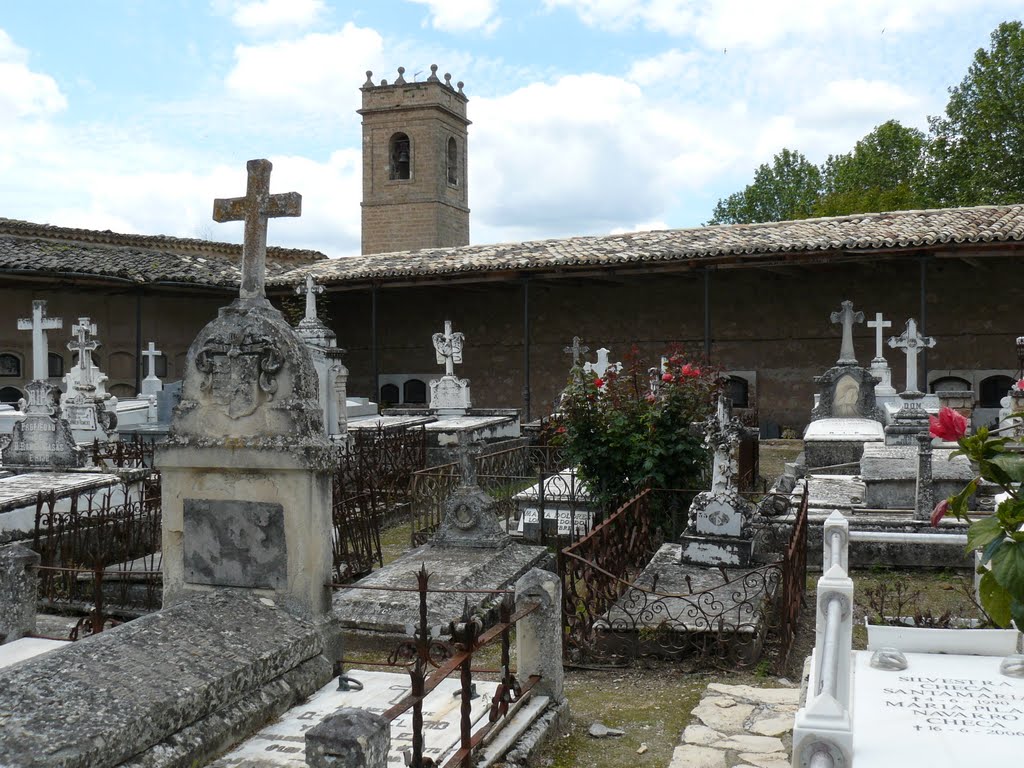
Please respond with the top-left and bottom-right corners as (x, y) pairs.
(295, 274), (323, 321)
(213, 159), (302, 301)
(866, 312), (892, 363)
(16, 300), (62, 381)
(830, 300), (864, 365)
(432, 320), (465, 377)
(583, 348), (621, 383)
(888, 318), (936, 394)
(563, 336), (589, 366)
(67, 318), (99, 389)
(141, 341), (163, 396)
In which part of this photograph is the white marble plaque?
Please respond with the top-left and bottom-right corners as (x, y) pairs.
(852, 650), (1024, 767)
(63, 404), (97, 431)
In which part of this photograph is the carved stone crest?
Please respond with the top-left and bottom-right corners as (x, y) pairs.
(195, 330), (284, 419)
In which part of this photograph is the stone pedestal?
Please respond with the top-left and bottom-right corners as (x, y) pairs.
(885, 391), (930, 446)
(429, 373), (472, 415)
(0, 543), (39, 642)
(306, 708), (390, 768)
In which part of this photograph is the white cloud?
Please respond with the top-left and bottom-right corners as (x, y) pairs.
(407, 0), (501, 35)
(626, 49), (702, 86)
(229, 0), (326, 34)
(0, 30), (66, 124)
(795, 79), (923, 128)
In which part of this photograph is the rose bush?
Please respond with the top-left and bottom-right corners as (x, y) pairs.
(554, 346), (721, 515)
(931, 406), (1024, 629)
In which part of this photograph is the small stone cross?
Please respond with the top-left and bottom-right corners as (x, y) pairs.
(888, 318), (936, 393)
(583, 348), (621, 381)
(456, 433), (479, 487)
(17, 300), (62, 381)
(563, 336), (589, 366)
(67, 317), (98, 386)
(213, 159), (302, 301)
(142, 342), (162, 379)
(295, 274), (323, 321)
(866, 312), (892, 362)
(830, 300), (864, 365)
(432, 320), (465, 376)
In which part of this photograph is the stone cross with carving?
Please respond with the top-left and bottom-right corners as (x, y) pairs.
(142, 341), (162, 379)
(67, 318), (98, 388)
(295, 274), (323, 321)
(17, 300), (62, 381)
(213, 159), (302, 301)
(830, 300), (864, 365)
(888, 318), (936, 393)
(563, 336), (589, 366)
(866, 312), (892, 362)
(432, 320), (465, 377)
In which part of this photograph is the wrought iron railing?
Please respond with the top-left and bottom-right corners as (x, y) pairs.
(90, 434), (156, 469)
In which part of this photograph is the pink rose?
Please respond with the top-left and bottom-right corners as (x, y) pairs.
(661, 372), (673, 383)
(930, 498), (949, 528)
(929, 407), (968, 442)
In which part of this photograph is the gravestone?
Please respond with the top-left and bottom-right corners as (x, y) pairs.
(59, 317), (118, 439)
(866, 312), (897, 398)
(583, 346), (621, 385)
(811, 301), (884, 423)
(885, 318), (937, 446)
(140, 341), (164, 397)
(294, 274), (349, 439)
(431, 436), (510, 549)
(157, 159), (335, 621)
(680, 394), (755, 566)
(2, 301), (81, 469)
(429, 320), (471, 415)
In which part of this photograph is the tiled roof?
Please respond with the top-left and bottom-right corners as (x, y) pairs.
(0, 218), (326, 288)
(271, 204), (1024, 287)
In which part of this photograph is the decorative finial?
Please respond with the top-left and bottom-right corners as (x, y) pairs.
(457, 81), (465, 95)
(395, 66), (406, 85)
(380, 78), (388, 86)
(444, 72), (452, 89)
(363, 70), (374, 87)
(428, 64), (440, 82)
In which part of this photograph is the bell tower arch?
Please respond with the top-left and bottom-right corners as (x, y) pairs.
(359, 65), (470, 255)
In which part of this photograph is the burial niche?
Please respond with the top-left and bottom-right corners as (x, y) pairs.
(980, 375), (1015, 408)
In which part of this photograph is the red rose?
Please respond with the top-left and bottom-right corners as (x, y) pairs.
(593, 377), (604, 389)
(1017, 378), (1024, 391)
(661, 372), (673, 383)
(929, 407), (968, 442)
(681, 363), (694, 377)
(645, 392), (656, 403)
(930, 499), (949, 528)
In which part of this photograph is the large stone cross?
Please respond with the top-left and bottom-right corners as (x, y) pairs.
(17, 300), (62, 381)
(295, 274), (323, 321)
(563, 336), (589, 366)
(830, 300), (864, 365)
(142, 341), (162, 379)
(432, 320), (465, 377)
(213, 159), (302, 301)
(67, 318), (98, 387)
(866, 312), (892, 362)
(888, 318), (936, 393)
(583, 348), (621, 381)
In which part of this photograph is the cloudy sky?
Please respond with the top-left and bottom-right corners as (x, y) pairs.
(1, 1), (1020, 256)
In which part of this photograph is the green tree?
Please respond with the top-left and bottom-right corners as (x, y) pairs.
(709, 148), (822, 225)
(927, 21), (1024, 207)
(815, 120), (929, 217)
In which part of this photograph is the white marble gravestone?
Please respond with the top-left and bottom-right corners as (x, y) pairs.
(867, 312), (897, 397)
(140, 341), (164, 397)
(157, 159), (334, 621)
(429, 320), (471, 415)
(583, 347), (621, 385)
(294, 274), (349, 439)
(59, 317), (118, 439)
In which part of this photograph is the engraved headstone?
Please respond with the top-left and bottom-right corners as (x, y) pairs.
(59, 317), (117, 437)
(428, 320), (471, 415)
(294, 274), (348, 438)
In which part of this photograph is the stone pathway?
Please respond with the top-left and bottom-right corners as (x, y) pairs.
(668, 682), (799, 768)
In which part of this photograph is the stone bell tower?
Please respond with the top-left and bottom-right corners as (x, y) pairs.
(359, 64), (470, 255)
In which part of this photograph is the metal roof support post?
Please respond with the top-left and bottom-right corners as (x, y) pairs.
(371, 284), (379, 403)
(135, 290), (143, 394)
(703, 269), (712, 361)
(522, 277), (531, 422)
(920, 255), (928, 390)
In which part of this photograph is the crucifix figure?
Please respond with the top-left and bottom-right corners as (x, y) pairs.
(563, 336), (589, 366)
(866, 312), (892, 363)
(583, 348), (621, 381)
(67, 317), (98, 389)
(213, 159), (302, 301)
(888, 318), (936, 393)
(17, 300), (62, 381)
(830, 300), (864, 365)
(432, 320), (465, 376)
(295, 274), (323, 321)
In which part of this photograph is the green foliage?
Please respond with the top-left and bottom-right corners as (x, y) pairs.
(554, 347), (719, 514)
(708, 149), (822, 224)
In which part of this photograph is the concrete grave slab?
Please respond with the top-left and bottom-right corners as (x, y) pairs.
(0, 636), (69, 670)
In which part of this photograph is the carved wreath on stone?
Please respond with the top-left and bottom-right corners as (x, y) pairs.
(195, 330), (284, 419)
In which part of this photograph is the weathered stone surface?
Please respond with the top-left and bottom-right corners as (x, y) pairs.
(1, 380), (82, 469)
(683, 724), (725, 746)
(0, 543), (38, 642)
(668, 744), (727, 768)
(690, 697), (755, 732)
(749, 714), (796, 737)
(183, 498), (286, 589)
(515, 568), (564, 701)
(305, 708), (390, 768)
(711, 733), (785, 753)
(706, 683), (800, 705)
(737, 753), (791, 768)
(810, 366), (884, 423)
(0, 590), (330, 768)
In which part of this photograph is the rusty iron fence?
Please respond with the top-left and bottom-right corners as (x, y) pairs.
(331, 424), (427, 582)
(408, 441), (584, 547)
(90, 435), (156, 469)
(558, 483), (807, 670)
(33, 478), (163, 639)
(335, 567), (542, 768)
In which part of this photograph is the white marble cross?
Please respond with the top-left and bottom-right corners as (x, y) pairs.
(830, 300), (864, 365)
(67, 317), (98, 385)
(583, 348), (621, 381)
(432, 320), (465, 376)
(888, 318), (936, 393)
(295, 274), (323, 321)
(866, 312), (891, 362)
(213, 159), (302, 301)
(563, 336), (589, 366)
(142, 342), (161, 379)
(16, 300), (62, 381)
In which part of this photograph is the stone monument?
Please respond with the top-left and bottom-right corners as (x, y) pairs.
(2, 301), (81, 469)
(430, 435), (510, 549)
(140, 341), (164, 397)
(295, 274), (349, 439)
(680, 394), (755, 566)
(866, 312), (897, 398)
(810, 301), (884, 423)
(59, 317), (118, 439)
(429, 319), (471, 415)
(884, 318), (936, 446)
(157, 159), (335, 621)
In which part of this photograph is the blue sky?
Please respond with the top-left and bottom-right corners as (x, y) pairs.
(1, 1), (1021, 256)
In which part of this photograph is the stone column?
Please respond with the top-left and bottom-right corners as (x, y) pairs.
(915, 433), (934, 522)
(305, 708), (390, 768)
(514, 567), (564, 702)
(0, 543), (40, 643)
